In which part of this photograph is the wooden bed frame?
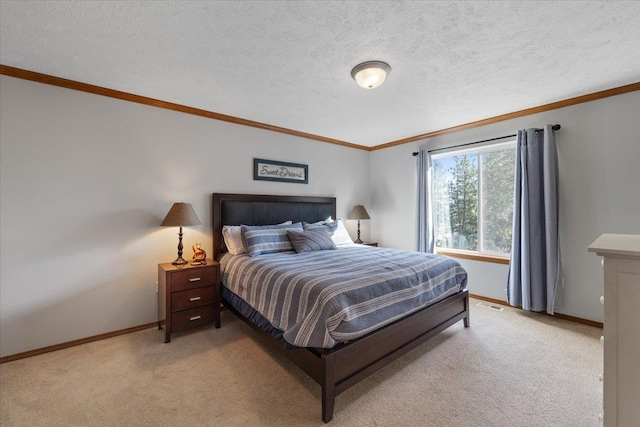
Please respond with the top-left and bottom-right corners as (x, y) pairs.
(212, 193), (470, 422)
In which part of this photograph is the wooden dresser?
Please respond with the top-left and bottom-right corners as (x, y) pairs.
(588, 234), (640, 427)
(158, 259), (220, 343)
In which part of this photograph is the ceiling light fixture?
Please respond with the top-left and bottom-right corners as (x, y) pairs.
(351, 61), (391, 89)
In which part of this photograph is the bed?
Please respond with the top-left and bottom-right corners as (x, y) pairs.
(212, 193), (470, 422)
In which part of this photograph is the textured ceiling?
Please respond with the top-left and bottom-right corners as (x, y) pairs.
(1, 1), (640, 147)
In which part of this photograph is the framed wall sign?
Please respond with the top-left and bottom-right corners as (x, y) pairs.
(253, 158), (309, 184)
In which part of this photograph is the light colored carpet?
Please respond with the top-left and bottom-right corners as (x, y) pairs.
(0, 299), (603, 426)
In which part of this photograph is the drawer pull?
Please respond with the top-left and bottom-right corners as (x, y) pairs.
(189, 278), (201, 282)
(189, 297), (202, 302)
(189, 316), (202, 321)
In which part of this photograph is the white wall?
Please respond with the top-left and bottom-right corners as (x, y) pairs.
(0, 76), (371, 357)
(2, 74), (637, 357)
(370, 90), (640, 323)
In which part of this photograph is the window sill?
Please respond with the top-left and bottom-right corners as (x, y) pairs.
(435, 249), (510, 265)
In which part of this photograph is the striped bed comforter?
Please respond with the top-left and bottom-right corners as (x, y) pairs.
(221, 245), (467, 349)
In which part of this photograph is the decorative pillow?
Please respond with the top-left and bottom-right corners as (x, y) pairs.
(223, 221), (291, 255)
(242, 222), (303, 257)
(287, 229), (337, 253)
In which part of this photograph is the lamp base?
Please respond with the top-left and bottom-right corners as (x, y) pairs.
(171, 256), (189, 266)
(172, 227), (188, 265)
(354, 220), (363, 244)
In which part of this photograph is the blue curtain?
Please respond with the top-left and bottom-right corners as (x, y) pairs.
(507, 125), (559, 314)
(416, 148), (435, 253)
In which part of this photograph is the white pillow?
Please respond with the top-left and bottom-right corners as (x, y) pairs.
(223, 221), (292, 255)
(222, 225), (245, 255)
(305, 217), (353, 246)
(332, 218), (354, 246)
(314, 216), (334, 224)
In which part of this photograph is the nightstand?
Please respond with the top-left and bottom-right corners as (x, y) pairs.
(362, 242), (378, 247)
(158, 259), (219, 343)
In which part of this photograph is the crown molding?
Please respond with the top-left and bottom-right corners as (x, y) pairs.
(2, 64), (638, 152)
(370, 81), (640, 151)
(0, 64), (366, 151)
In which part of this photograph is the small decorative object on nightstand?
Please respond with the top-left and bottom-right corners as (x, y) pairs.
(348, 204), (371, 244)
(158, 259), (219, 343)
(192, 243), (207, 265)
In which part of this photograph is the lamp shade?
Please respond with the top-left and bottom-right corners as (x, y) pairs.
(348, 205), (371, 220)
(351, 61), (391, 89)
(161, 202), (201, 227)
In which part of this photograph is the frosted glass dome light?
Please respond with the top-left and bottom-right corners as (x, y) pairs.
(351, 61), (391, 89)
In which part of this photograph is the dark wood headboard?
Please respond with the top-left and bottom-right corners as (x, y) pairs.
(212, 193), (336, 261)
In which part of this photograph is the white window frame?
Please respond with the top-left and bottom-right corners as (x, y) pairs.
(431, 139), (516, 263)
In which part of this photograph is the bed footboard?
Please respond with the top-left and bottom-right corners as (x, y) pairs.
(320, 289), (469, 422)
(224, 289), (469, 423)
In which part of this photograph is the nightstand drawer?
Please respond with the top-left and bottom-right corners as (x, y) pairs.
(171, 306), (215, 332)
(171, 286), (215, 312)
(171, 267), (216, 292)
(158, 259), (220, 342)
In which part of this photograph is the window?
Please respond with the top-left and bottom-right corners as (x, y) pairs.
(432, 140), (516, 258)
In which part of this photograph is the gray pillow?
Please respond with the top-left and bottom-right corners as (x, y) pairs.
(242, 222), (303, 256)
(287, 229), (337, 253)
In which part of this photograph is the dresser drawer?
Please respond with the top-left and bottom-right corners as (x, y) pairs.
(171, 267), (217, 292)
(171, 306), (215, 333)
(171, 286), (216, 312)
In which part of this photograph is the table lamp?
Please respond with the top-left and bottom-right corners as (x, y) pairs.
(161, 202), (201, 265)
(348, 204), (371, 244)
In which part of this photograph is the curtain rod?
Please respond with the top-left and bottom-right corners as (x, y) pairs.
(412, 124), (561, 156)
